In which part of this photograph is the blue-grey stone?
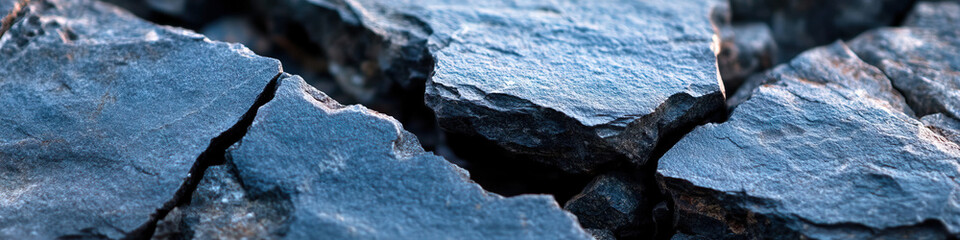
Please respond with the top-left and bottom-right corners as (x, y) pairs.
(658, 42), (960, 239)
(160, 74), (592, 239)
(0, 0), (280, 238)
(849, 27), (960, 120)
(904, 1), (960, 32)
(564, 173), (648, 234)
(922, 113), (960, 145)
(718, 22), (777, 93)
(259, 0), (729, 172)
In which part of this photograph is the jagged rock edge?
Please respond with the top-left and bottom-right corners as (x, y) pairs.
(0, 0), (31, 40)
(122, 72), (282, 240)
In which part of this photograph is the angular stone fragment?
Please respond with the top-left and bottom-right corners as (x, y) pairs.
(730, 0), (916, 60)
(658, 42), (960, 239)
(564, 173), (649, 235)
(849, 27), (960, 119)
(254, 0), (728, 173)
(904, 1), (960, 32)
(922, 113), (960, 145)
(0, 0), (280, 238)
(158, 75), (592, 239)
(718, 22), (777, 92)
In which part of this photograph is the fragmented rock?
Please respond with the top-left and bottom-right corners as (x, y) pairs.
(564, 173), (649, 234)
(252, 0), (729, 173)
(0, 0), (280, 238)
(585, 229), (616, 240)
(922, 113), (960, 145)
(159, 74), (592, 239)
(904, 1), (960, 32)
(718, 22), (777, 92)
(849, 27), (960, 119)
(658, 42), (960, 239)
(730, 0), (916, 61)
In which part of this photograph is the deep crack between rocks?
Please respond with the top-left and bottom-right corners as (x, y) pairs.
(122, 72), (282, 240)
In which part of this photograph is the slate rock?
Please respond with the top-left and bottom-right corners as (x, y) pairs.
(849, 27), (960, 119)
(0, 0), (280, 238)
(726, 41), (913, 116)
(658, 42), (960, 239)
(585, 229), (616, 240)
(718, 22), (777, 93)
(257, 0), (728, 172)
(922, 113), (960, 145)
(158, 74), (592, 239)
(729, 0), (916, 61)
(564, 173), (649, 234)
(904, 1), (960, 32)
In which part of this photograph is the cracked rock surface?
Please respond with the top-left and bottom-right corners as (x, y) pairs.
(0, 0), (279, 238)
(156, 74), (592, 239)
(848, 17), (960, 120)
(658, 42), (960, 239)
(261, 0), (729, 172)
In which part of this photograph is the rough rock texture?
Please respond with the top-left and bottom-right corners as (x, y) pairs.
(922, 113), (960, 145)
(904, 1), (960, 32)
(249, 0), (728, 173)
(157, 74), (593, 239)
(727, 41), (913, 116)
(564, 173), (649, 235)
(0, 0), (280, 238)
(730, 0), (916, 61)
(658, 42), (960, 239)
(849, 27), (960, 120)
(718, 22), (778, 93)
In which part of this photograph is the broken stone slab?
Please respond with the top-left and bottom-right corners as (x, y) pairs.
(904, 1), (960, 32)
(0, 0), (280, 238)
(718, 22), (777, 93)
(848, 27), (960, 119)
(253, 0), (729, 173)
(729, 0), (916, 61)
(727, 41), (913, 116)
(922, 113), (960, 145)
(157, 74), (593, 239)
(564, 172), (650, 236)
(658, 42), (960, 239)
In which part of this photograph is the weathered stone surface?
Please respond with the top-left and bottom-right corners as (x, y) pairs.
(158, 74), (592, 239)
(728, 41), (913, 116)
(904, 1), (960, 32)
(585, 229), (616, 240)
(718, 22), (777, 93)
(564, 173), (649, 234)
(658, 42), (960, 239)
(730, 0), (916, 61)
(0, 0), (280, 238)
(849, 27), (960, 119)
(922, 113), (960, 145)
(252, 0), (728, 173)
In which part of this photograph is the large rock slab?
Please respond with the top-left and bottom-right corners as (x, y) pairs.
(848, 25), (960, 120)
(156, 75), (592, 239)
(257, 0), (729, 172)
(658, 42), (960, 239)
(730, 0), (916, 61)
(0, 0), (280, 238)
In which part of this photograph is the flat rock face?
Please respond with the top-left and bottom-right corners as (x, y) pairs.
(0, 0), (279, 238)
(658, 42), (960, 239)
(849, 27), (960, 119)
(158, 75), (592, 239)
(283, 0), (727, 172)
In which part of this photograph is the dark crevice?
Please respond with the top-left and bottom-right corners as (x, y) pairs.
(122, 72), (282, 240)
